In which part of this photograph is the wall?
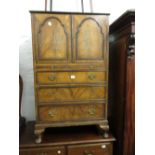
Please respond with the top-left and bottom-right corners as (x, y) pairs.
(19, 0), (134, 120)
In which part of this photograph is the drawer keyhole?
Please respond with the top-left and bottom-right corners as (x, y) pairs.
(70, 75), (76, 80)
(101, 144), (106, 149)
(57, 150), (61, 154)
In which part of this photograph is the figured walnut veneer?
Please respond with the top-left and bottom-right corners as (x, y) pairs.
(31, 12), (109, 143)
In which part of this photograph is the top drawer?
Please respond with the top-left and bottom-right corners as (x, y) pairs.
(36, 71), (106, 85)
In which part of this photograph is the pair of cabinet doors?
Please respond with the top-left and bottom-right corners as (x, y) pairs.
(31, 13), (109, 64)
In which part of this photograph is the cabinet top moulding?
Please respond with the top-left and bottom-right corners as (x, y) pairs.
(30, 11), (110, 16)
(110, 10), (135, 32)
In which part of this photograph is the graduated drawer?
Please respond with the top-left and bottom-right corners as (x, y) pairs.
(38, 86), (106, 103)
(36, 71), (106, 84)
(38, 104), (105, 122)
(20, 146), (65, 155)
(68, 143), (112, 155)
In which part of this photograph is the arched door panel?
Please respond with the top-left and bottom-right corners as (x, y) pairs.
(72, 15), (108, 64)
(32, 14), (71, 63)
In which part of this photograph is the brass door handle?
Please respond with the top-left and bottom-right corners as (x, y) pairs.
(88, 73), (96, 80)
(48, 74), (56, 81)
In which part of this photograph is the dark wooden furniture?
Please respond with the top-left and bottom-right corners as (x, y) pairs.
(20, 121), (115, 155)
(109, 10), (135, 155)
(30, 11), (110, 143)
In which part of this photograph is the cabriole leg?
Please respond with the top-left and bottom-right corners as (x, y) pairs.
(34, 126), (45, 144)
(98, 123), (109, 138)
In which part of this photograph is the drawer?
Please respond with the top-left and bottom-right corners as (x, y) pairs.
(36, 71), (106, 84)
(38, 86), (106, 103)
(36, 64), (106, 71)
(38, 104), (105, 122)
(68, 143), (112, 155)
(20, 146), (65, 155)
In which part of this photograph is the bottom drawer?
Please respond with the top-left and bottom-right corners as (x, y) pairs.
(20, 146), (65, 155)
(38, 104), (105, 122)
(68, 143), (112, 155)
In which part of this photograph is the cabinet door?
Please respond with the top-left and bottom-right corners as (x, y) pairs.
(72, 15), (109, 63)
(31, 13), (71, 63)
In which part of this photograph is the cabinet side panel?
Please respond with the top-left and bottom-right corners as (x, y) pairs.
(123, 55), (135, 155)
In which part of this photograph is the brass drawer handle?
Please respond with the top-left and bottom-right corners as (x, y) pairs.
(88, 109), (96, 115)
(37, 153), (47, 155)
(48, 111), (56, 117)
(84, 151), (94, 155)
(48, 74), (56, 81)
(88, 73), (96, 80)
(89, 65), (95, 69)
(84, 153), (93, 155)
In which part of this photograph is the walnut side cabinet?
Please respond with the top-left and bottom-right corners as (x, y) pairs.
(20, 122), (115, 155)
(30, 11), (110, 143)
